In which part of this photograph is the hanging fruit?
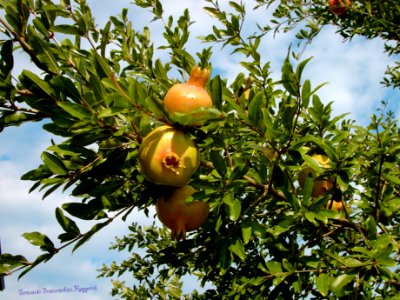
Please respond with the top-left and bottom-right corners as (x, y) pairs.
(298, 154), (334, 198)
(163, 66), (213, 117)
(156, 185), (209, 240)
(138, 126), (200, 187)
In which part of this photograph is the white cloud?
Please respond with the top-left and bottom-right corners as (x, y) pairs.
(299, 26), (395, 122)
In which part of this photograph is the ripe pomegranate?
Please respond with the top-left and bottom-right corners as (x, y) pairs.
(298, 154), (334, 198)
(156, 185), (209, 240)
(163, 66), (213, 116)
(329, 0), (350, 16)
(138, 126), (200, 187)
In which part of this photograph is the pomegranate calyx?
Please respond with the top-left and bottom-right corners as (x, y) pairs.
(171, 219), (187, 240)
(162, 152), (184, 175)
(187, 66), (210, 88)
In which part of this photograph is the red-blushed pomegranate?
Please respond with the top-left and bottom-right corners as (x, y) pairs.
(329, 0), (351, 16)
(156, 185), (209, 240)
(138, 126), (200, 187)
(298, 154), (334, 198)
(163, 66), (213, 116)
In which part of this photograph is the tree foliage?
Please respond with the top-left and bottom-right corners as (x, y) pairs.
(0, 0), (399, 298)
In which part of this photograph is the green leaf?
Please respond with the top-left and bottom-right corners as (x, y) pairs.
(22, 232), (55, 252)
(169, 107), (224, 126)
(241, 224), (252, 245)
(89, 180), (125, 197)
(93, 52), (112, 78)
(281, 58), (299, 97)
(210, 150), (227, 178)
(55, 208), (80, 235)
(128, 77), (147, 106)
(145, 95), (166, 119)
(42, 181), (64, 199)
(270, 215), (296, 237)
(365, 216), (377, 240)
(248, 91), (264, 126)
(0, 39), (14, 75)
(0, 112), (43, 127)
(218, 242), (230, 275)
(225, 97), (246, 120)
(305, 211), (316, 225)
(58, 102), (92, 119)
(52, 24), (82, 35)
(223, 192), (241, 221)
(21, 70), (55, 98)
(229, 238), (246, 261)
(0, 254), (28, 275)
(342, 257), (368, 268)
(302, 174), (314, 207)
(295, 57), (313, 82)
(50, 76), (81, 102)
(385, 174), (400, 185)
(41, 151), (68, 175)
(27, 26), (60, 74)
(229, 163), (249, 180)
(316, 273), (330, 297)
(266, 261), (282, 274)
(301, 79), (311, 108)
(62, 200), (107, 220)
(203, 7), (220, 19)
(229, 1), (244, 14)
(282, 258), (293, 272)
(210, 75), (223, 110)
(32, 18), (49, 36)
(330, 274), (355, 297)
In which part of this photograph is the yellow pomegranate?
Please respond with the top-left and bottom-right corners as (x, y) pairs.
(163, 66), (213, 116)
(298, 154), (333, 197)
(156, 185), (209, 240)
(138, 126), (200, 187)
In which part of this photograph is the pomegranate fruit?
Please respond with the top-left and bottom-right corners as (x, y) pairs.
(298, 154), (333, 198)
(326, 199), (344, 212)
(163, 66), (213, 116)
(156, 185), (209, 240)
(138, 126), (200, 187)
(329, 0), (350, 16)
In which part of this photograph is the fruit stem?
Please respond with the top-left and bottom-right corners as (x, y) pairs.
(187, 66), (210, 88)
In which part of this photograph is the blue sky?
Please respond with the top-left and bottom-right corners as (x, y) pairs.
(0, 0), (398, 299)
